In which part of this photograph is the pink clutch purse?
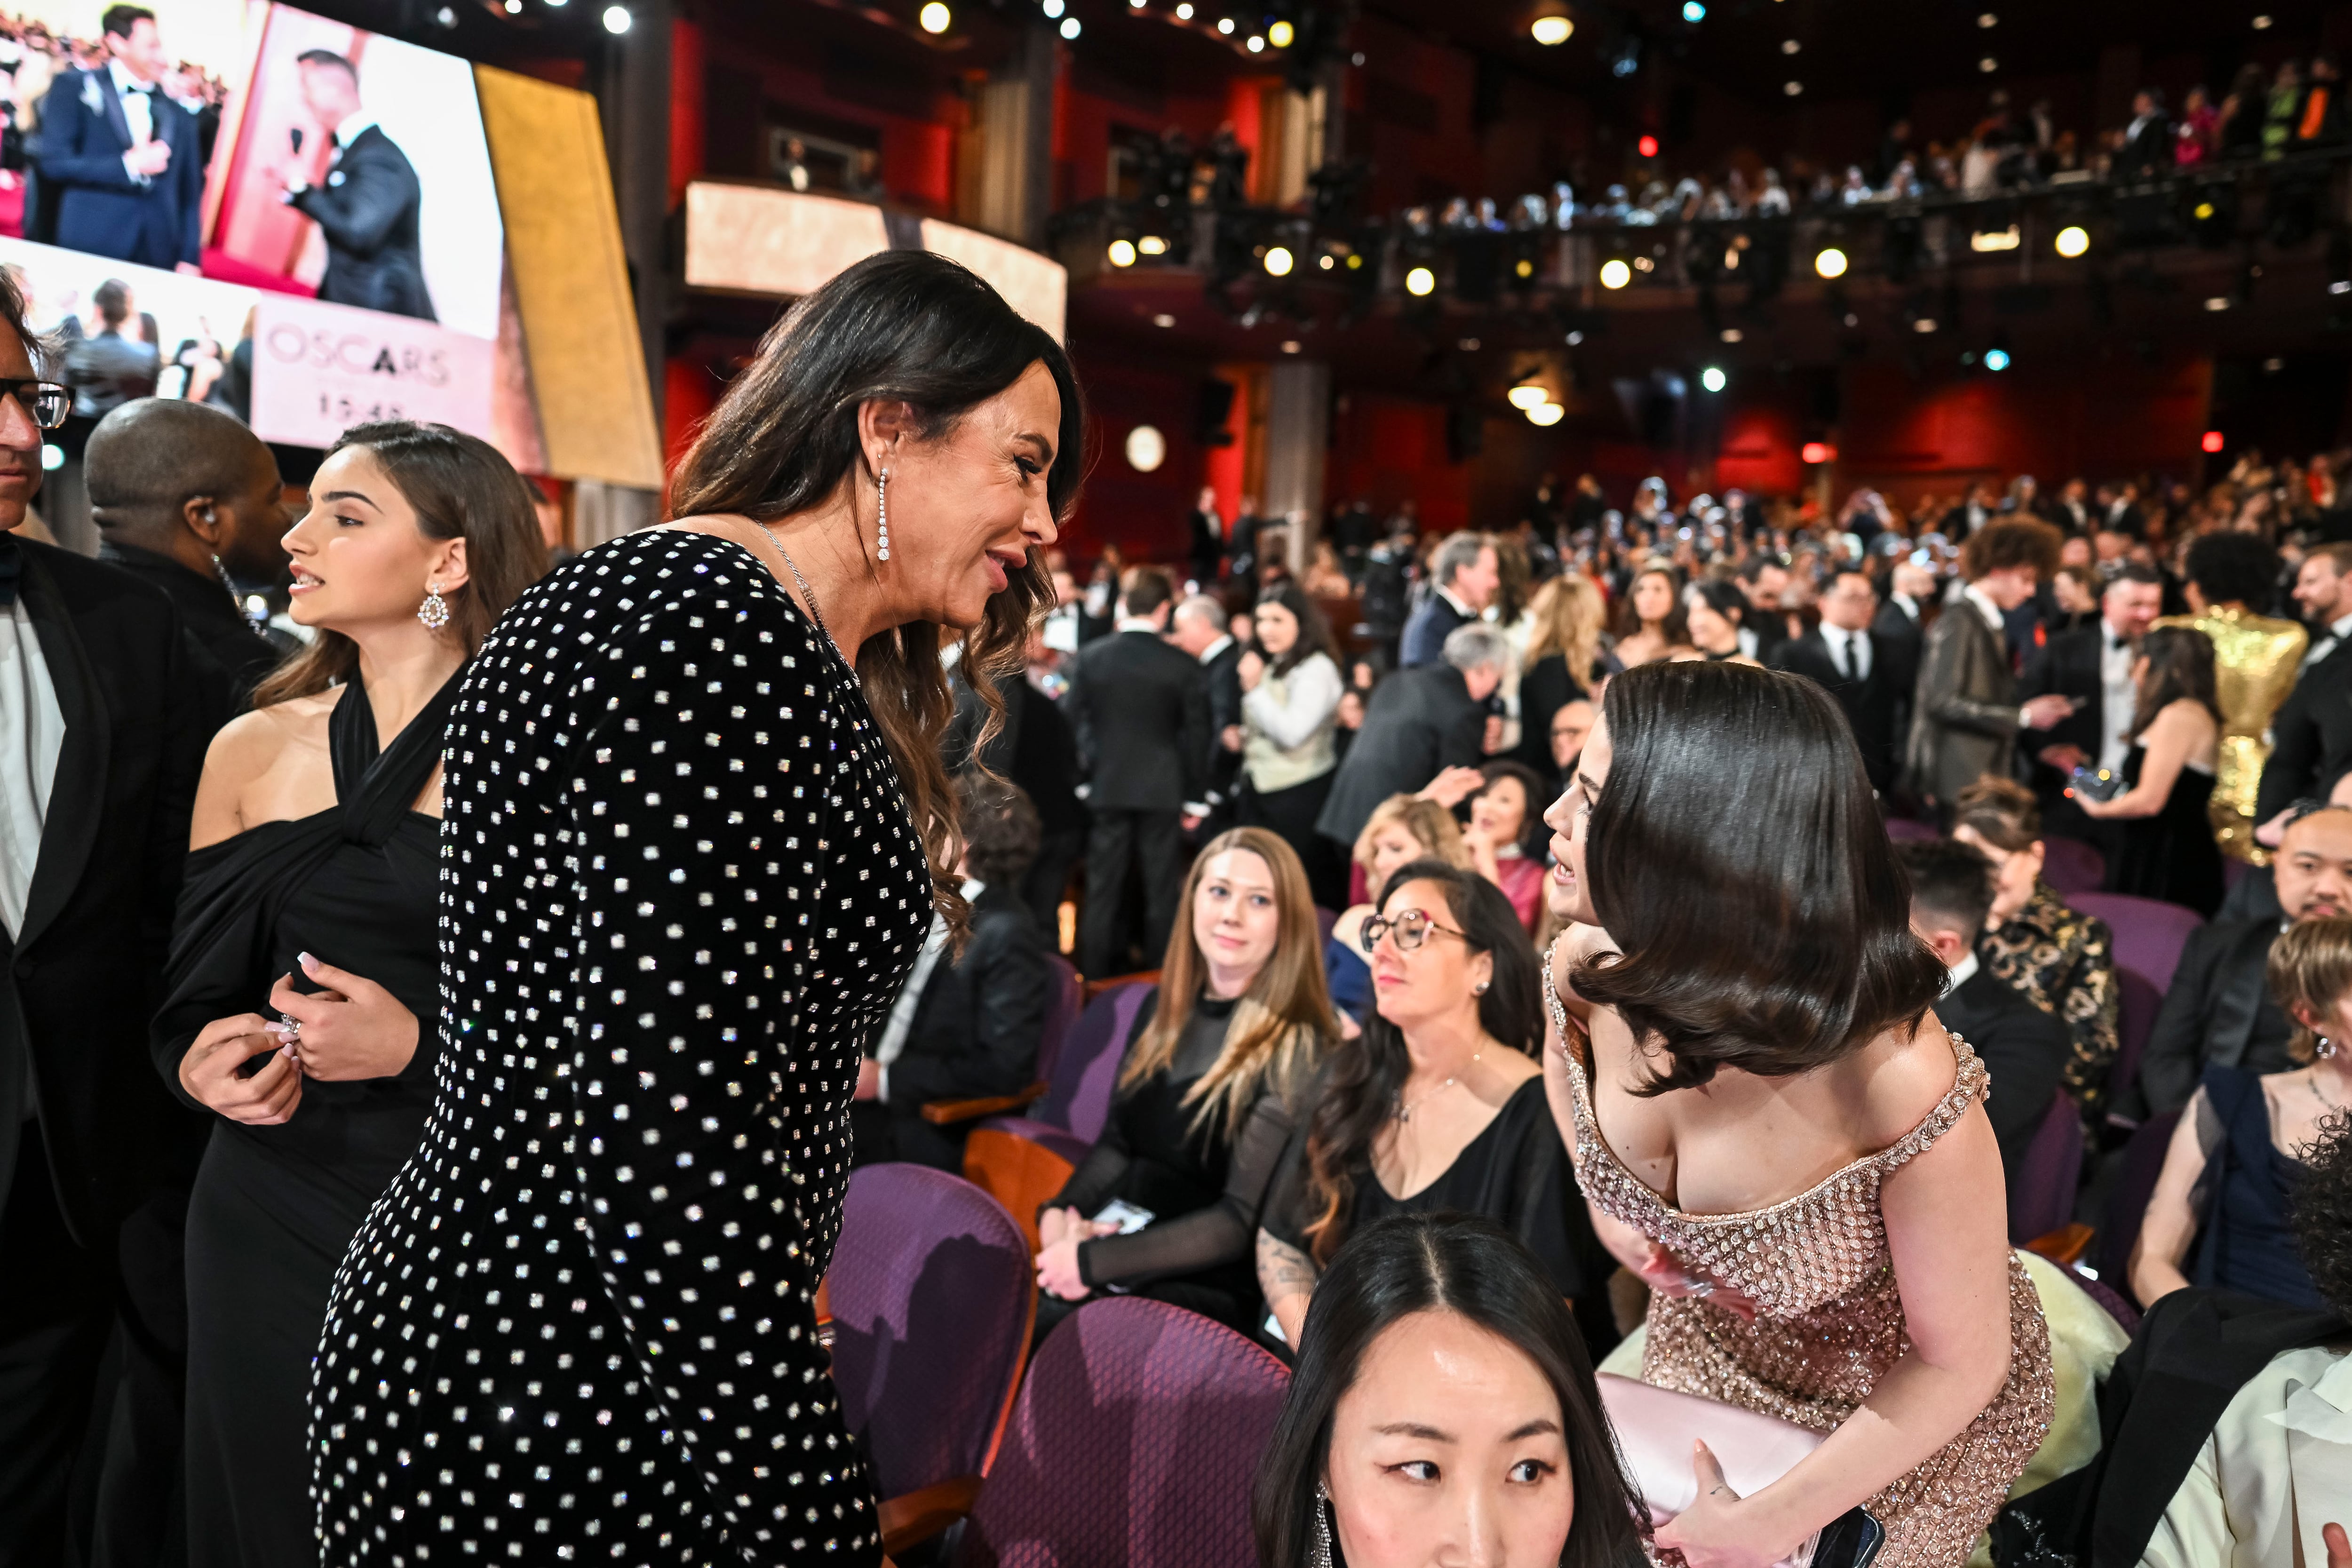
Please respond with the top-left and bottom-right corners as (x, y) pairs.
(1597, 1373), (1827, 1568)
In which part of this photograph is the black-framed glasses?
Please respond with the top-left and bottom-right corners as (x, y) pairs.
(0, 381), (71, 431)
(1360, 908), (1470, 955)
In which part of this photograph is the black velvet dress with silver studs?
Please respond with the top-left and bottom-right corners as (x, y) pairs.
(312, 530), (930, 1566)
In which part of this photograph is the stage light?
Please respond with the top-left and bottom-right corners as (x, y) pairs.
(1406, 265), (1436, 296)
(1984, 347), (2011, 371)
(1280, 340), (1301, 354)
(1060, 15), (1081, 35)
(1813, 246), (1848, 279)
(918, 1), (951, 31)
(1913, 317), (1938, 333)
(1124, 425), (1166, 472)
(1800, 441), (1835, 464)
(1153, 313), (1176, 327)
(1043, 0), (1063, 12)
(1977, 10), (1996, 24)
(1720, 327), (1743, 343)
(1320, 253), (1335, 270)
(1216, 15), (1233, 32)
(1637, 134), (1660, 159)
(1138, 234), (1167, 255)
(2204, 295), (2230, 311)
(1175, 1), (1192, 13)
(1247, 33), (1263, 50)
(1970, 225), (2020, 252)
(1508, 384), (1549, 410)
(2054, 225), (2090, 257)
(1107, 239), (1137, 267)
(2253, 14), (2273, 27)
(1681, 0), (1705, 20)
(1780, 38), (1798, 53)
(1263, 246), (1294, 276)
(503, 0), (520, 13)
(1700, 366), (1727, 393)
(1784, 81), (1802, 95)
(1268, 18), (1294, 45)
(1531, 14), (1572, 44)
(601, 3), (630, 31)
(1528, 401), (1565, 427)
(2202, 430), (2225, 453)
(1979, 56), (1996, 72)
(1599, 257), (1632, 289)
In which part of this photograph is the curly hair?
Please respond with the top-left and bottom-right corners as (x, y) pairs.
(2182, 532), (2283, 610)
(2289, 1109), (2352, 1316)
(1960, 516), (2063, 582)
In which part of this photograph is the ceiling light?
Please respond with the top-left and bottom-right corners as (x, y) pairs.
(1977, 11), (1996, 24)
(1780, 38), (1798, 53)
(1107, 239), (1136, 267)
(1175, 1), (1192, 13)
(1406, 265), (1436, 296)
(1682, 0), (1705, 20)
(1599, 258), (1631, 289)
(1458, 337), (1481, 351)
(1508, 384), (1549, 410)
(1060, 15), (1080, 35)
(2334, 280), (2352, 295)
(1784, 81), (1802, 95)
(918, 0), (951, 31)
(2204, 295), (2231, 311)
(503, 0), (520, 12)
(1979, 56), (1997, 72)
(1124, 425), (1166, 472)
(1042, 0), (1063, 13)
(1248, 34), (1263, 49)
(600, 3), (630, 31)
(2253, 14), (2273, 27)
(1970, 225), (2020, 252)
(1263, 245), (1294, 277)
(1152, 313), (1176, 327)
(1633, 255), (1654, 271)
(1528, 401), (1565, 426)
(1319, 254), (1335, 270)
(1720, 327), (1743, 343)
(1565, 329), (1584, 345)
(1983, 348), (2011, 371)
(1268, 18), (1293, 45)
(1913, 318), (1938, 333)
(1281, 340), (1301, 353)
(2054, 225), (2090, 257)
(1814, 246), (1848, 279)
(1700, 366), (1727, 392)
(1531, 15), (1572, 44)
(1137, 235), (1167, 255)
(1216, 15), (1233, 32)
(2265, 357), (2286, 372)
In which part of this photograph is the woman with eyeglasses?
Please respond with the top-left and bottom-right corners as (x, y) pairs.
(1258, 860), (1617, 1357)
(1326, 795), (1473, 1030)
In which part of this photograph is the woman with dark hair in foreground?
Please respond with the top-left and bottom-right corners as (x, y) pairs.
(1253, 1213), (1646, 1568)
(312, 250), (1081, 1567)
(1540, 661), (2111, 1568)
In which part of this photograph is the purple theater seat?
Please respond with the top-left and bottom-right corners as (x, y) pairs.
(955, 1297), (1291, 1568)
(2064, 1266), (2140, 1336)
(1885, 817), (1940, 843)
(2007, 1089), (2084, 1244)
(2103, 968), (2165, 1120)
(2039, 836), (2105, 896)
(831, 1165), (1034, 1501)
(2068, 891), (2205, 995)
(973, 980), (1157, 1166)
(1315, 905), (1339, 947)
(1033, 956), (1083, 1085)
(2092, 1108), (2184, 1300)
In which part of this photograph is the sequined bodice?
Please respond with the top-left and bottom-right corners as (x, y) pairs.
(1542, 963), (1986, 1319)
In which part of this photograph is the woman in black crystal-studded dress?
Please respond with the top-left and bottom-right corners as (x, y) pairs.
(158, 422), (547, 1568)
(312, 252), (1082, 1568)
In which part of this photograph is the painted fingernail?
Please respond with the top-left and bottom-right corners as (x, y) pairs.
(299, 951), (317, 968)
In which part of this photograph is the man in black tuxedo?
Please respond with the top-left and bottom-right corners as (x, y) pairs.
(1316, 621), (1504, 852)
(2117, 88), (2174, 178)
(0, 274), (229, 1560)
(1398, 531), (1496, 668)
(279, 50), (436, 321)
(2132, 806), (2352, 1119)
(1770, 570), (1907, 791)
(2255, 543), (2352, 838)
(1172, 593), (1243, 836)
(1899, 839), (2068, 1202)
(1736, 554), (1801, 661)
(1186, 486), (1223, 586)
(1066, 565), (1209, 977)
(851, 778), (1052, 1172)
(2018, 565), (2164, 840)
(34, 6), (204, 272)
(88, 398), (291, 706)
(1872, 559), (1934, 671)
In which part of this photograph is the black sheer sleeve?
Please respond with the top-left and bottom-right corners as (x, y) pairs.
(1078, 1090), (1296, 1288)
(1038, 992), (1159, 1223)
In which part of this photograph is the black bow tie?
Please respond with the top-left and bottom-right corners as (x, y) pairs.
(0, 531), (20, 607)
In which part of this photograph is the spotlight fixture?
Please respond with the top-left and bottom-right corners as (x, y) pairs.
(1813, 246), (1848, 279)
(1268, 18), (1293, 45)
(1781, 39), (1798, 53)
(1681, 0), (1705, 19)
(1531, 14), (1572, 44)
(1107, 239), (1137, 267)
(918, 0), (951, 31)
(2203, 295), (2230, 311)
(2053, 225), (2090, 258)
(1912, 317), (1938, 333)
(1175, 1), (1192, 13)
(1152, 313), (1176, 327)
(1216, 15), (1233, 32)
(1984, 347), (2011, 371)
(1508, 384), (1549, 410)
(2202, 430), (2226, 452)
(1699, 366), (1727, 393)
(1406, 265), (1437, 296)
(1720, 327), (1743, 343)
(1528, 401), (1565, 427)
(1263, 246), (1295, 276)
(1784, 81), (1803, 96)
(1565, 330), (1584, 345)
(1280, 340), (1301, 354)
(1320, 254), (1335, 270)
(1247, 33), (1263, 50)
(1042, 0), (1062, 13)
(1637, 134), (1660, 159)
(1800, 441), (1835, 464)
(1979, 56), (1997, 72)
(1060, 15), (1080, 36)
(1598, 257), (1632, 289)
(600, 3), (630, 31)
(1977, 11), (1995, 24)
(503, 0), (519, 13)
(2253, 14), (2273, 27)
(1138, 235), (1168, 255)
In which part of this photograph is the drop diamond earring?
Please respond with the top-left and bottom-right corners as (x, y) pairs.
(1311, 1481), (1334, 1568)
(876, 467), (890, 562)
(418, 583), (450, 631)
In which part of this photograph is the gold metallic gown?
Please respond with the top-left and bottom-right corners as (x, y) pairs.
(1546, 976), (2054, 1567)
(2151, 605), (2306, 861)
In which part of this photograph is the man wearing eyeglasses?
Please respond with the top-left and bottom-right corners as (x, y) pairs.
(0, 274), (228, 1556)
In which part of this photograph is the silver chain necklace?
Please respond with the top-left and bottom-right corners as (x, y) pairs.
(1394, 1051), (1480, 1122)
(751, 520), (855, 677)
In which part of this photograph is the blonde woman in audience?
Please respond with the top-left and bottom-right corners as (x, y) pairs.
(2130, 916), (2352, 1311)
(1513, 572), (1615, 786)
(1325, 795), (1471, 1028)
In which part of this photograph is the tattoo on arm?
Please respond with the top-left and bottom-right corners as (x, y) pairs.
(1256, 1228), (1318, 1301)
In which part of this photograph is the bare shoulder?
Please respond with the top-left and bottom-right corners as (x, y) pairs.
(1851, 1012), (1967, 1151)
(200, 688), (339, 787)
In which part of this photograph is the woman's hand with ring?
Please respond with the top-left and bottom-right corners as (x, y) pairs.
(1653, 1442), (1797, 1568)
(179, 1012), (303, 1125)
(266, 952), (419, 1082)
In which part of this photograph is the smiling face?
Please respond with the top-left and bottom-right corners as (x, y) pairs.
(883, 360), (1063, 630)
(1191, 847), (1281, 993)
(1324, 1309), (1575, 1568)
(1470, 775), (1528, 847)
(283, 445), (467, 637)
(1369, 877), (1491, 1032)
(1542, 713), (1612, 925)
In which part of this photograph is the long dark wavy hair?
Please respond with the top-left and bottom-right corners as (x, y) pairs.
(1301, 860), (1541, 1265)
(2125, 624), (2223, 741)
(253, 421), (549, 708)
(1251, 1214), (1647, 1568)
(1253, 578), (1339, 678)
(667, 250), (1084, 939)
(1570, 661), (1947, 1095)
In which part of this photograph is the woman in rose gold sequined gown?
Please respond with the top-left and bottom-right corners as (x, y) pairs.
(1534, 663), (2072, 1568)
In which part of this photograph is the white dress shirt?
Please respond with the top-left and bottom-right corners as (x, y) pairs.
(2303, 609), (2352, 671)
(1196, 633), (1233, 668)
(2143, 1345), (2352, 1568)
(870, 877), (985, 1103)
(1890, 593), (1922, 624)
(0, 597), (63, 941)
(1941, 949), (1980, 995)
(108, 58), (155, 147)
(1963, 582), (2007, 635)
(1820, 623), (1871, 681)
(2098, 621), (2138, 773)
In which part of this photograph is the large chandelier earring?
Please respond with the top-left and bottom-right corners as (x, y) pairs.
(417, 583), (450, 631)
(876, 467), (890, 562)
(1311, 1481), (1334, 1568)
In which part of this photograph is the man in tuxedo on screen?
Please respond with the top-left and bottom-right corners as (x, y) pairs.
(279, 49), (436, 321)
(34, 6), (204, 273)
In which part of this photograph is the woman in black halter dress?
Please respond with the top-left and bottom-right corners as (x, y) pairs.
(156, 422), (546, 1568)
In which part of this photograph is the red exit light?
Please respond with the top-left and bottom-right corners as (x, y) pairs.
(1801, 441), (1836, 464)
(2201, 430), (2225, 454)
(1637, 135), (1660, 159)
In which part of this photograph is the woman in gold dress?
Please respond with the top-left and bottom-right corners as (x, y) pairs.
(1538, 662), (2113, 1568)
(2155, 533), (2306, 860)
